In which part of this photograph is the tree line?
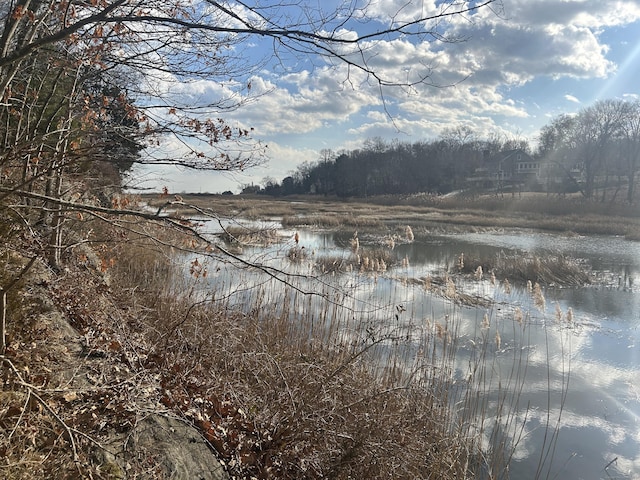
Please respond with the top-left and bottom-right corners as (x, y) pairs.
(252, 131), (528, 197)
(252, 99), (640, 202)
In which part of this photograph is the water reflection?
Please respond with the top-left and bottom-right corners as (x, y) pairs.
(199, 225), (640, 479)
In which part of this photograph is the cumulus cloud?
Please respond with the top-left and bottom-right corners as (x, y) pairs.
(136, 0), (640, 192)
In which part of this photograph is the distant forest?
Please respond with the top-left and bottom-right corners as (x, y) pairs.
(246, 99), (640, 202)
(246, 132), (529, 197)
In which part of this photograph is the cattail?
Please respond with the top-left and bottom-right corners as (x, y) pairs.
(405, 225), (414, 242)
(495, 330), (502, 350)
(527, 280), (533, 293)
(490, 271), (496, 286)
(566, 307), (574, 323)
(503, 279), (511, 295)
(402, 255), (409, 268)
(474, 265), (483, 280)
(294, 231), (299, 244)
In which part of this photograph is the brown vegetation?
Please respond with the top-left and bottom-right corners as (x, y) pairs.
(2, 191), (602, 479)
(146, 193), (640, 240)
(1, 217), (496, 479)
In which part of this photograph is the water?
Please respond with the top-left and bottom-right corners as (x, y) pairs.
(197, 222), (640, 479)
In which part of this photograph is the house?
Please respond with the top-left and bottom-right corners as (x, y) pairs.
(468, 149), (541, 191)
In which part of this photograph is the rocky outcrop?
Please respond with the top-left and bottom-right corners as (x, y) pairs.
(97, 414), (229, 480)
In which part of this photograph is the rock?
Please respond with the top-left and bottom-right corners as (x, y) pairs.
(100, 414), (228, 480)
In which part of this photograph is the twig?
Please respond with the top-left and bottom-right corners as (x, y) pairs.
(604, 456), (618, 470)
(7, 389), (31, 442)
(1, 255), (38, 354)
(1, 356), (81, 471)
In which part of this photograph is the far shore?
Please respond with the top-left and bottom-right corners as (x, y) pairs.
(141, 192), (640, 240)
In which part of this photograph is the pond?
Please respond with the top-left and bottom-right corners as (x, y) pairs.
(197, 220), (640, 479)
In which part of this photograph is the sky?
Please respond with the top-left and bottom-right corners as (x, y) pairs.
(129, 0), (640, 194)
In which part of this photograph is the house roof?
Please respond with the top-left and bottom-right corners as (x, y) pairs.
(484, 149), (534, 165)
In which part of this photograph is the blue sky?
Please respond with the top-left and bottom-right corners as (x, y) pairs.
(130, 0), (640, 194)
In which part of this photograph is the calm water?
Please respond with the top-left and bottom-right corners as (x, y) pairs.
(200, 222), (640, 479)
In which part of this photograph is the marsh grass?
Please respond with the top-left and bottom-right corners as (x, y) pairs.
(311, 247), (395, 274)
(152, 193), (640, 239)
(219, 224), (281, 246)
(101, 222), (567, 479)
(108, 252), (481, 478)
(282, 213), (384, 229)
(457, 252), (591, 287)
(0, 208), (567, 479)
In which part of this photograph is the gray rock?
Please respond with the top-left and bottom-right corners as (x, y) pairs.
(99, 414), (228, 480)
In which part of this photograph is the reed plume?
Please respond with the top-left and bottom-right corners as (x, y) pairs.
(474, 265), (483, 281)
(405, 225), (414, 242)
(533, 282), (546, 312)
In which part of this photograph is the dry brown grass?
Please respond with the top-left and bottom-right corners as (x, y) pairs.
(281, 213), (384, 229)
(108, 238), (486, 479)
(219, 224), (281, 246)
(310, 247), (394, 274)
(457, 252), (592, 286)
(1, 203), (547, 479)
(142, 193), (640, 239)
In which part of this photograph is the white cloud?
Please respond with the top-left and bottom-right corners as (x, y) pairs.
(133, 0), (640, 192)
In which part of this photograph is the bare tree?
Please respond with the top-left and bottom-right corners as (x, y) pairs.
(619, 100), (640, 203)
(0, 0), (503, 278)
(0, 1), (503, 359)
(538, 100), (632, 199)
